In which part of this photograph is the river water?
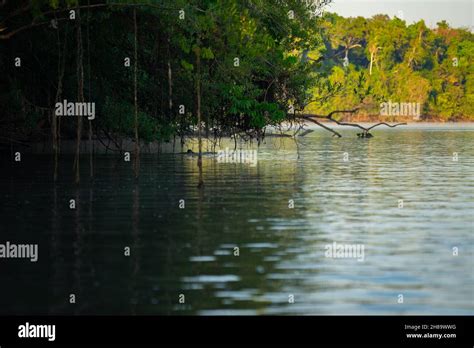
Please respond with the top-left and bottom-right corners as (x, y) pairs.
(1, 124), (473, 315)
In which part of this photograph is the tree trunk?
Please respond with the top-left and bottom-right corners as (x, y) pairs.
(407, 30), (423, 69)
(52, 32), (59, 181)
(167, 38), (173, 121)
(87, 0), (93, 179)
(369, 50), (374, 75)
(133, 8), (140, 179)
(195, 45), (203, 188)
(53, 24), (67, 181)
(74, 7), (84, 184)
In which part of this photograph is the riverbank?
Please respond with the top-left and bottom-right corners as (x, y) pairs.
(3, 122), (474, 155)
(340, 115), (474, 123)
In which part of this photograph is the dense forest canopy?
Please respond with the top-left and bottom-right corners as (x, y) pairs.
(1, 0), (473, 151)
(1, 0), (326, 147)
(308, 13), (474, 121)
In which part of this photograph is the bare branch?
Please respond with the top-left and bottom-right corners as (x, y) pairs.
(0, 2), (183, 40)
(295, 108), (407, 137)
(367, 122), (407, 131)
(299, 115), (342, 137)
(0, 18), (64, 39)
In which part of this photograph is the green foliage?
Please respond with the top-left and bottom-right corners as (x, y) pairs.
(307, 14), (474, 120)
(1, 0), (326, 142)
(1, 0), (472, 149)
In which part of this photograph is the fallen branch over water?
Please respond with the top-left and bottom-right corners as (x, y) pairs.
(300, 116), (342, 137)
(296, 109), (407, 137)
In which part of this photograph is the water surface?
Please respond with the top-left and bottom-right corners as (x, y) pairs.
(1, 124), (473, 315)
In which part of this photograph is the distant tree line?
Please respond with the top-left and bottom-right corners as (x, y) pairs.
(307, 13), (474, 121)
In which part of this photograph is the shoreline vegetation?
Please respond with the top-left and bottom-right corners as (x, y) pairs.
(335, 115), (474, 123)
(1, 0), (472, 182)
(17, 122), (474, 155)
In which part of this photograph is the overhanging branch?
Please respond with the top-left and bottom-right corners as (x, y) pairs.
(0, 2), (189, 40)
(295, 109), (407, 137)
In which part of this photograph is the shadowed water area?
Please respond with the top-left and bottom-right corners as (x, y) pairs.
(1, 124), (473, 315)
